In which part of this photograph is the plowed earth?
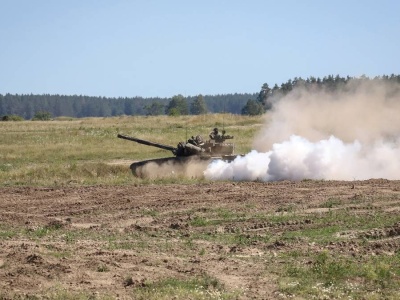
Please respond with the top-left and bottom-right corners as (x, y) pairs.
(1, 180), (400, 299)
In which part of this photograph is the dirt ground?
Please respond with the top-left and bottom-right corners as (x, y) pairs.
(1, 180), (400, 299)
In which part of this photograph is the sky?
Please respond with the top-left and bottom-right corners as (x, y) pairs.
(0, 0), (399, 98)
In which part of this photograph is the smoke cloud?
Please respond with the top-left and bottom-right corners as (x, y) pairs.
(205, 79), (400, 181)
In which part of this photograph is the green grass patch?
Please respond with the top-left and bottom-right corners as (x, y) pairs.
(189, 231), (272, 247)
(140, 208), (159, 217)
(278, 210), (400, 244)
(0, 226), (18, 240)
(319, 197), (343, 208)
(278, 251), (400, 299)
(44, 285), (114, 300)
(215, 208), (247, 221)
(282, 224), (342, 242)
(130, 274), (240, 300)
(190, 216), (210, 227)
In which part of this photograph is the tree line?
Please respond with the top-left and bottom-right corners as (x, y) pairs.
(241, 74), (400, 115)
(1, 74), (399, 120)
(0, 93), (254, 120)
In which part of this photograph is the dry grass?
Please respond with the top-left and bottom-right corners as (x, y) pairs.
(0, 114), (265, 186)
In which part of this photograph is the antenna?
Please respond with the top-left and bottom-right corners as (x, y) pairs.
(184, 93), (188, 142)
(222, 100), (226, 131)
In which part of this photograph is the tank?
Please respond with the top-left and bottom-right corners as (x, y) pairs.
(117, 128), (238, 178)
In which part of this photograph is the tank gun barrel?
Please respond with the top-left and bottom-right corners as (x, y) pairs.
(117, 134), (177, 153)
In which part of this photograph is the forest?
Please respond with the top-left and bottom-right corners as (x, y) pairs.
(1, 74), (399, 120)
(0, 93), (254, 120)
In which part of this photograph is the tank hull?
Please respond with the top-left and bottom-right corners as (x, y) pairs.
(130, 155), (237, 178)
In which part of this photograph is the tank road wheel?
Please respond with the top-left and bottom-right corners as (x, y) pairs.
(130, 162), (144, 178)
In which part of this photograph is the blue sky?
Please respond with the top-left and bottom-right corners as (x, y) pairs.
(1, 0), (399, 98)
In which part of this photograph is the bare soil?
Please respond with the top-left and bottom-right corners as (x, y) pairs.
(1, 180), (400, 299)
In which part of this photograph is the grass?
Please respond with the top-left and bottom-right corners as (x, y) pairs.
(140, 208), (159, 217)
(190, 216), (210, 227)
(319, 197), (343, 208)
(0, 114), (263, 186)
(2, 115), (400, 299)
(278, 251), (400, 299)
(3, 272), (237, 299)
(0, 225), (18, 239)
(42, 285), (115, 300)
(129, 274), (240, 300)
(97, 264), (110, 272)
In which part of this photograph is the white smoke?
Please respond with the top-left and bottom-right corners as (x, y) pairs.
(205, 79), (400, 181)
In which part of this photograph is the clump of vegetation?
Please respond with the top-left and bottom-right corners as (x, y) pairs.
(130, 275), (238, 300)
(41, 285), (114, 299)
(32, 111), (52, 121)
(241, 99), (264, 115)
(1, 114), (24, 121)
(97, 264), (109, 272)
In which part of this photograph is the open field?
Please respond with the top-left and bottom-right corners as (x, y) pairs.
(0, 114), (262, 186)
(1, 116), (399, 299)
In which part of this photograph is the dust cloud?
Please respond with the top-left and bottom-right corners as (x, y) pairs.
(140, 158), (209, 179)
(205, 79), (400, 181)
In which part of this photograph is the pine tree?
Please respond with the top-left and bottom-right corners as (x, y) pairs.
(190, 94), (207, 115)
